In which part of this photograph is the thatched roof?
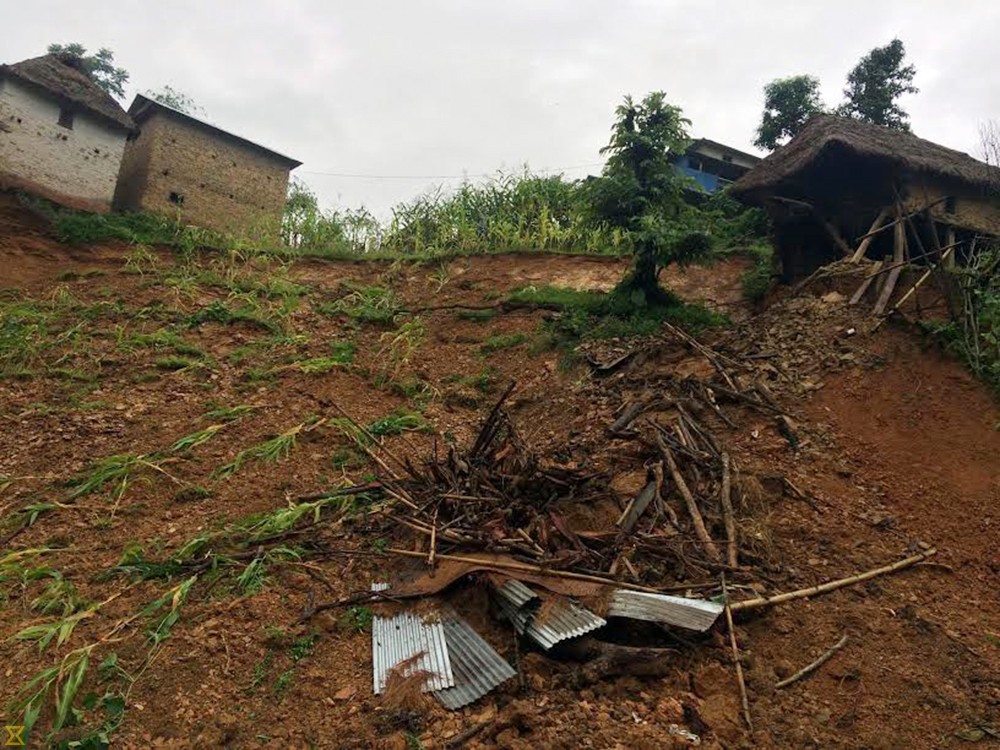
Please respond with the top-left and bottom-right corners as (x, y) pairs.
(0, 54), (134, 132)
(732, 114), (999, 198)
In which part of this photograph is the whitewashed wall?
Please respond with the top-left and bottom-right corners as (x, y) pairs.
(0, 78), (127, 209)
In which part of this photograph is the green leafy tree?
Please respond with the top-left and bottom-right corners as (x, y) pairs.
(584, 92), (694, 303)
(838, 38), (918, 130)
(146, 86), (204, 116)
(754, 75), (825, 150)
(47, 43), (129, 99)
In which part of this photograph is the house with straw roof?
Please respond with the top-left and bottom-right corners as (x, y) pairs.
(0, 53), (135, 212)
(731, 114), (1000, 280)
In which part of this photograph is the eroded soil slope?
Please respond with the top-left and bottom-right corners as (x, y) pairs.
(0, 200), (996, 749)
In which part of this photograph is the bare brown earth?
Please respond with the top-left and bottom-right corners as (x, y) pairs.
(0, 195), (997, 749)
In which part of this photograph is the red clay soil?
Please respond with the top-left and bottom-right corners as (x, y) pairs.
(0, 198), (997, 749)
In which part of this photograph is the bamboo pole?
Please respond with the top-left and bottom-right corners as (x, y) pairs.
(723, 574), (753, 732)
(776, 633), (848, 689)
(730, 548), (936, 612)
(873, 246), (955, 331)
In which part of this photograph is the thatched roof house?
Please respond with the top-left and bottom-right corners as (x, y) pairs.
(1, 54), (135, 132)
(0, 54), (135, 211)
(732, 114), (1000, 279)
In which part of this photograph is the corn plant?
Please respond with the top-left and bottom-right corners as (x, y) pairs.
(170, 424), (225, 453)
(213, 417), (323, 479)
(144, 575), (197, 646)
(9, 644), (93, 737)
(377, 317), (425, 377)
(15, 606), (99, 652)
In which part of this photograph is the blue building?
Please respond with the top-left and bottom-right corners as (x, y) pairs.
(673, 138), (762, 193)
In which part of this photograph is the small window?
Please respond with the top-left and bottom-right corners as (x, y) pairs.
(168, 192), (185, 206)
(162, 169), (170, 176)
(58, 107), (74, 130)
(944, 196), (957, 214)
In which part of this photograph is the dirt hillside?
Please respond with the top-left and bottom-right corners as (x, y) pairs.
(0, 195), (996, 749)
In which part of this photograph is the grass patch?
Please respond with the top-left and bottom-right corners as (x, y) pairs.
(508, 284), (727, 355)
(318, 284), (400, 325)
(154, 355), (201, 371)
(456, 309), (497, 322)
(480, 332), (527, 355)
(367, 410), (430, 437)
(187, 300), (282, 334)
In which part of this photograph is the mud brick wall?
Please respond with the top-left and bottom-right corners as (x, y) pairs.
(114, 111), (293, 237)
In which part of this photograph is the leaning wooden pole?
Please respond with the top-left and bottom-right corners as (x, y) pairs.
(850, 207), (890, 263)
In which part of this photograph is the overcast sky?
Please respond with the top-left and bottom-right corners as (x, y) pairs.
(10, 0), (1000, 215)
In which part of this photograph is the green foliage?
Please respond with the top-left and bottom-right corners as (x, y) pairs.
(145, 85), (204, 116)
(66, 454), (153, 505)
(170, 424), (224, 453)
(839, 38), (918, 130)
(754, 75), (825, 150)
(282, 178), (380, 255)
(510, 284), (726, 354)
(368, 410), (430, 437)
(47, 43), (128, 98)
(341, 606), (373, 633)
(214, 420), (313, 479)
(186, 299), (282, 333)
(582, 92), (700, 302)
(320, 284), (400, 324)
(52, 211), (179, 246)
(926, 245), (1000, 392)
(480, 332), (527, 355)
(143, 576), (197, 645)
(282, 170), (631, 258)
(739, 244), (777, 304)
(9, 645), (93, 738)
(203, 404), (257, 422)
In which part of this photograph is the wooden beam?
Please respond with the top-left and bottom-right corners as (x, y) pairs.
(854, 196), (949, 243)
(873, 208), (907, 316)
(850, 208), (891, 263)
(849, 260), (884, 305)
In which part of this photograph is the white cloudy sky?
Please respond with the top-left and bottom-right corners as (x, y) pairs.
(10, 0), (1000, 215)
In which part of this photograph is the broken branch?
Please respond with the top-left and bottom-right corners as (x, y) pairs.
(775, 633), (848, 689)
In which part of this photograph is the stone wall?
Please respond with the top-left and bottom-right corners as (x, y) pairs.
(114, 111), (292, 237)
(0, 78), (127, 211)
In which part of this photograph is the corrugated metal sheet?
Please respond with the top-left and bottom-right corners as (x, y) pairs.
(492, 579), (605, 650)
(607, 589), (723, 632)
(372, 611), (455, 694)
(496, 579), (537, 608)
(433, 613), (516, 710)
